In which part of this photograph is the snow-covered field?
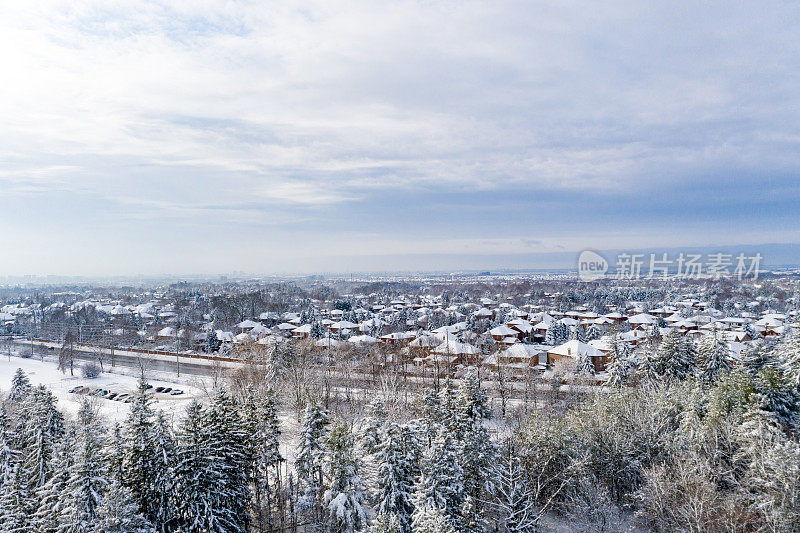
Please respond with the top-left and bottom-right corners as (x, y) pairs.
(0, 353), (207, 422)
(0, 351), (303, 463)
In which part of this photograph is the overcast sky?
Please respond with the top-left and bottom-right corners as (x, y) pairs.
(1, 1), (798, 275)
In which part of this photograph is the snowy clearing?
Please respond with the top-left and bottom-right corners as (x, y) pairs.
(0, 353), (206, 422)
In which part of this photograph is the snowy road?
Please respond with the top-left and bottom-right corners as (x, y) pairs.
(10, 339), (234, 378)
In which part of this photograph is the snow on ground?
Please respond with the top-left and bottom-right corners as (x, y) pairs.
(0, 352), (206, 423)
(0, 351), (302, 462)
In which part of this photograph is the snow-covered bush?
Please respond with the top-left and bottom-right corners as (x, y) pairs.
(82, 362), (101, 378)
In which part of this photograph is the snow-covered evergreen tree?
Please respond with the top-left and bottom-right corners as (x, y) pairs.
(735, 404), (800, 530)
(359, 398), (387, 456)
(94, 478), (155, 533)
(311, 320), (326, 339)
(148, 411), (177, 533)
(9, 368), (31, 403)
(18, 385), (64, 491)
(574, 351), (596, 376)
(456, 375), (491, 427)
(544, 320), (567, 346)
(121, 379), (158, 519)
(490, 445), (538, 533)
(0, 406), (16, 487)
(743, 344), (774, 374)
(207, 389), (252, 532)
(205, 330), (221, 353)
(0, 460), (34, 533)
(295, 402), (330, 519)
(173, 401), (205, 531)
(374, 423), (417, 533)
(267, 340), (295, 384)
(324, 423), (368, 532)
(411, 430), (464, 531)
(32, 426), (76, 533)
(569, 325), (586, 342)
(455, 375), (494, 530)
(606, 341), (635, 387)
(777, 323), (800, 386)
(107, 424), (124, 482)
(59, 399), (109, 533)
(411, 501), (457, 533)
(370, 512), (402, 533)
(698, 330), (733, 383)
(241, 387), (284, 528)
(754, 366), (800, 429)
(585, 324), (603, 341)
(644, 330), (695, 381)
(174, 393), (251, 533)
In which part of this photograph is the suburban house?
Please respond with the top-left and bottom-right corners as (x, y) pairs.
(548, 339), (609, 372)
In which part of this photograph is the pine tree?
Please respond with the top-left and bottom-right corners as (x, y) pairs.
(295, 403), (330, 519)
(374, 423), (417, 533)
(324, 423), (368, 532)
(699, 330), (733, 383)
(0, 406), (16, 487)
(456, 375), (491, 427)
(735, 405), (800, 530)
(206, 389), (252, 532)
(490, 444), (538, 533)
(574, 351), (596, 376)
(606, 341), (635, 387)
(206, 330), (221, 353)
(94, 478), (155, 533)
(645, 330), (695, 381)
(8, 368), (31, 403)
(59, 399), (109, 532)
(777, 324), (800, 386)
(107, 424), (124, 482)
(241, 387), (284, 529)
(0, 460), (34, 533)
(370, 512), (402, 533)
(570, 325), (586, 342)
(120, 379), (176, 532)
(173, 401), (206, 532)
(18, 385), (64, 491)
(411, 502), (457, 533)
(437, 379), (460, 437)
(268, 340), (295, 384)
(359, 399), (387, 456)
(419, 389), (442, 448)
(32, 426), (77, 533)
(121, 379), (157, 519)
(585, 324), (603, 341)
(454, 375), (494, 530)
(743, 344), (774, 374)
(174, 391), (251, 533)
(149, 411), (177, 533)
(754, 366), (800, 429)
(311, 320), (326, 339)
(544, 320), (567, 346)
(411, 430), (464, 531)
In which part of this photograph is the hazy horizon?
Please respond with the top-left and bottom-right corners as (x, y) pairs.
(0, 242), (797, 280)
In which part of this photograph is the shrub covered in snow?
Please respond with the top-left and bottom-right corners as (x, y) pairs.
(81, 362), (101, 378)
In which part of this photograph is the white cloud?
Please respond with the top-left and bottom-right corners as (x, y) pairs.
(258, 182), (357, 205)
(0, 1), (798, 273)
